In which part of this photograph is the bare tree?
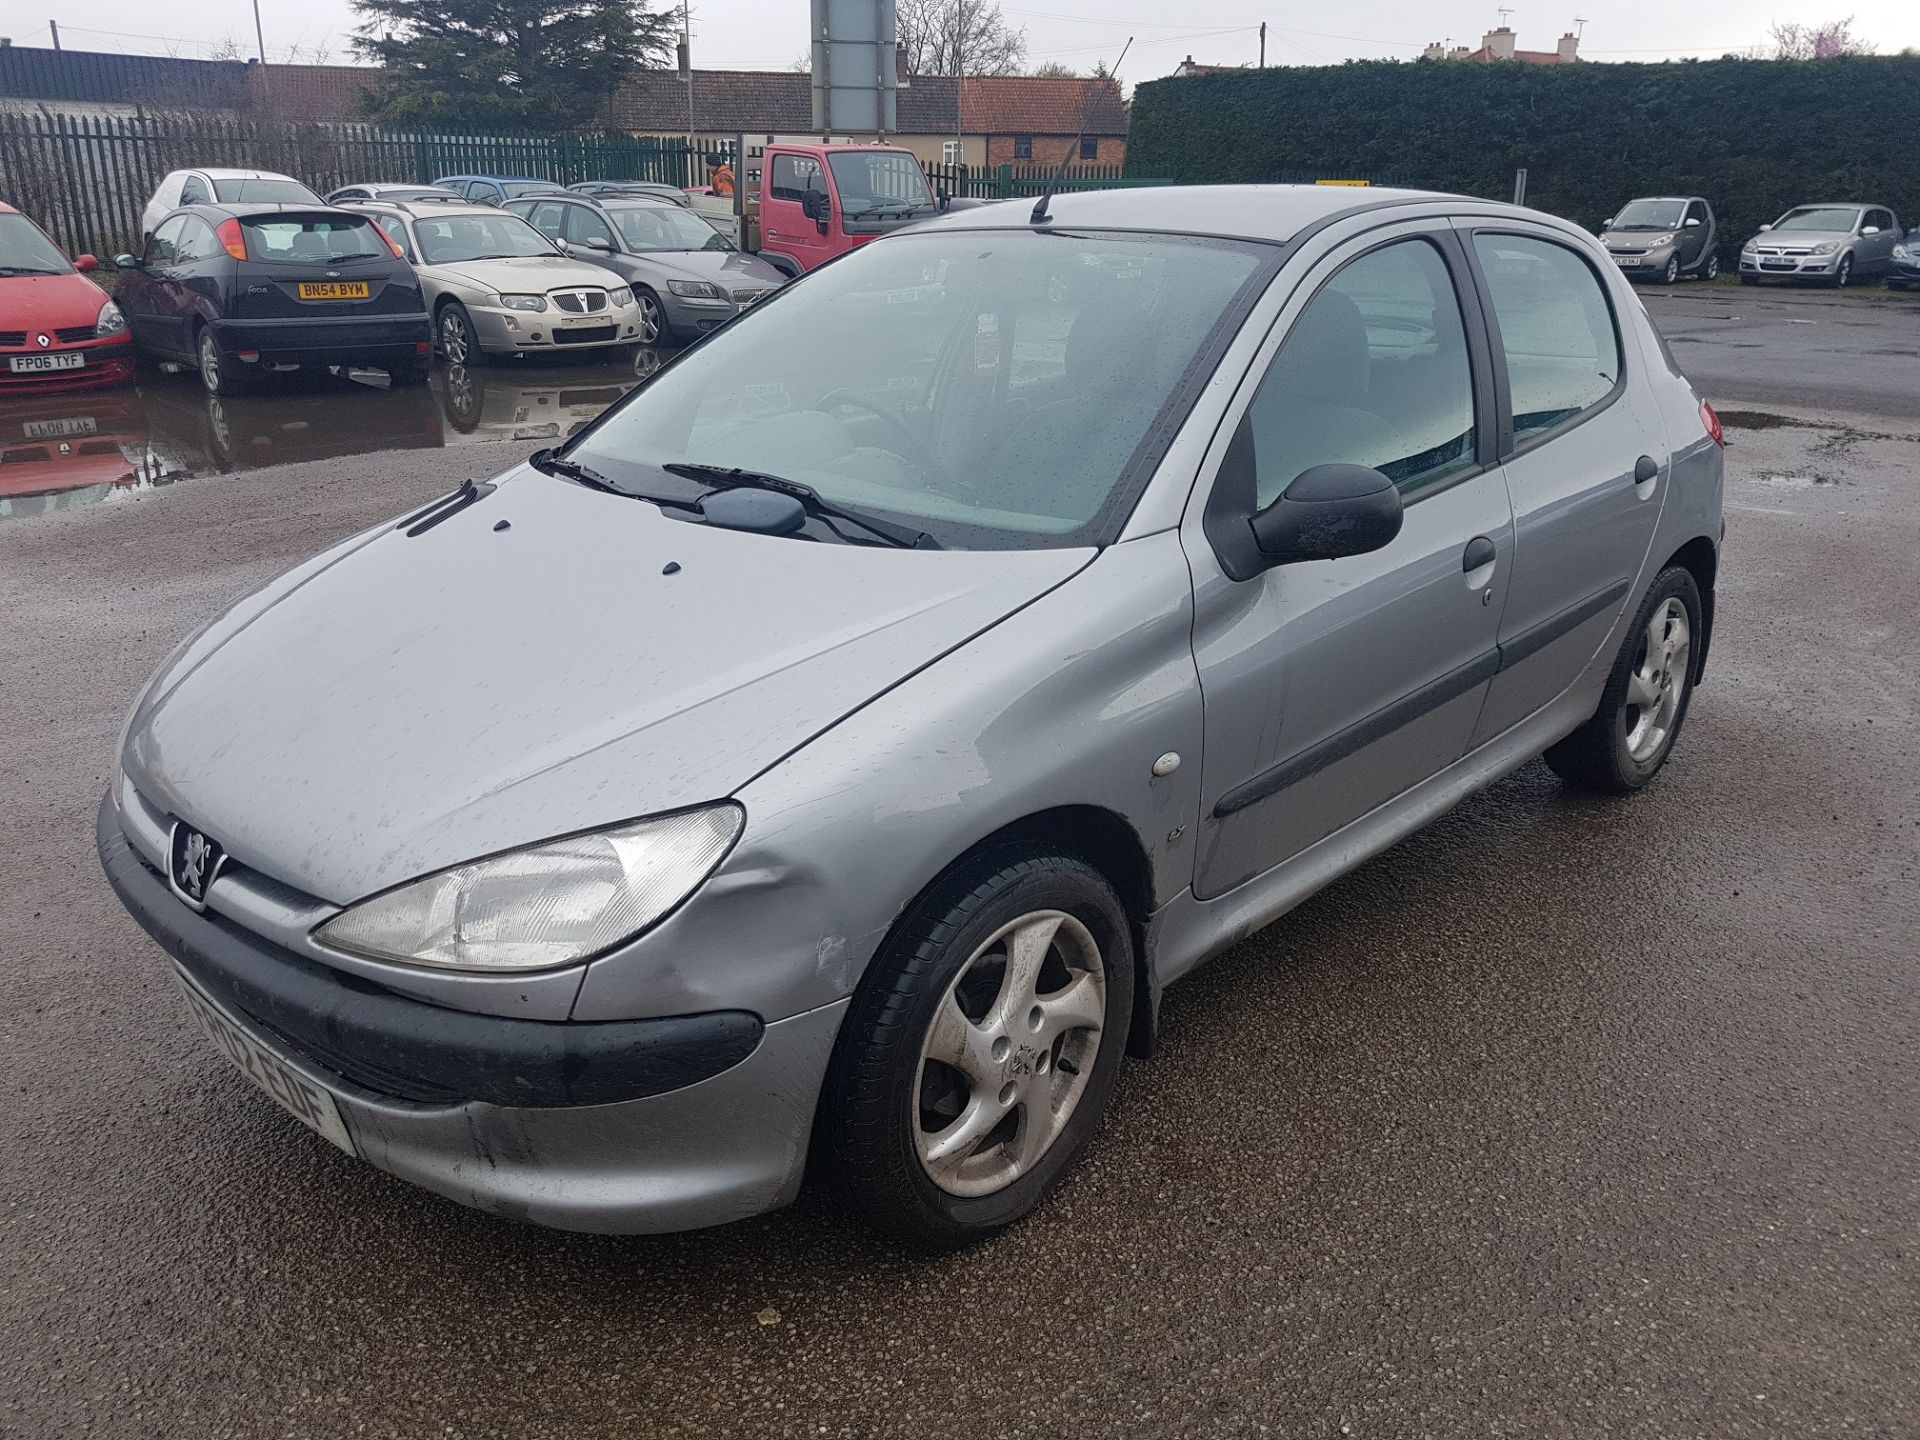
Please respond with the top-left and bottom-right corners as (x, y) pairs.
(1028, 60), (1076, 78)
(1770, 17), (1874, 59)
(897, 0), (1027, 77)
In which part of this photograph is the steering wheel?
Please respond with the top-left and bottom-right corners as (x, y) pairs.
(813, 388), (955, 490)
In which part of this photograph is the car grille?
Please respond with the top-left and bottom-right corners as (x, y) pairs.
(553, 325), (617, 345)
(1611, 248), (1648, 258)
(0, 332), (26, 347)
(1756, 246), (1815, 257)
(550, 289), (609, 314)
(55, 325), (97, 344)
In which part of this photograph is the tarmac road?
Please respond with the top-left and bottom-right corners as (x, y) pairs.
(1, 298), (1916, 1439)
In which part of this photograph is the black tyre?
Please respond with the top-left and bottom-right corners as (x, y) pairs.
(818, 849), (1135, 1249)
(195, 325), (251, 397)
(1545, 565), (1703, 794)
(436, 302), (488, 367)
(1829, 253), (1854, 289)
(1700, 252), (1721, 281)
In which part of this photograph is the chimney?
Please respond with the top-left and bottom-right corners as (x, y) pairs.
(1483, 26), (1517, 60)
(1422, 41), (1444, 59)
(1557, 31), (1579, 62)
(895, 41), (910, 87)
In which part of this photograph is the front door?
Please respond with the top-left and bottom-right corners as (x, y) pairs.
(1459, 225), (1668, 746)
(1679, 200), (1710, 268)
(760, 151), (832, 271)
(123, 217), (188, 357)
(1187, 226), (1512, 899)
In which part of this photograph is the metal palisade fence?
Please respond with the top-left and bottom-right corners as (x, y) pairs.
(921, 160), (1169, 201)
(0, 109), (736, 257)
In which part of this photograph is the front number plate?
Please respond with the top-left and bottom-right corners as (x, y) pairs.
(8, 352), (86, 373)
(297, 281), (371, 301)
(174, 968), (356, 1154)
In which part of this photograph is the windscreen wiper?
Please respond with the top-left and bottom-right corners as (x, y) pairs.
(662, 462), (938, 549)
(529, 448), (633, 496)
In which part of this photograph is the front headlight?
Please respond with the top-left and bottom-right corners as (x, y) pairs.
(1742, 238), (1759, 252)
(667, 280), (724, 300)
(1812, 242), (1840, 256)
(95, 298), (128, 337)
(1893, 244), (1911, 260)
(497, 293), (547, 312)
(314, 804), (744, 972)
(1648, 233), (1675, 248)
(609, 285), (635, 307)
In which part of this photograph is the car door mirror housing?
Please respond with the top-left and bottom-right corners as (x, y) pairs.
(114, 253), (142, 270)
(1758, 223), (1772, 233)
(801, 189), (830, 222)
(1862, 225), (1881, 236)
(1684, 217), (1701, 227)
(1248, 465), (1405, 568)
(587, 236), (614, 251)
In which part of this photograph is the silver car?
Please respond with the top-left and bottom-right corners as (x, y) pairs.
(1600, 196), (1719, 283)
(97, 186), (1725, 1247)
(346, 201), (646, 363)
(1739, 203), (1903, 287)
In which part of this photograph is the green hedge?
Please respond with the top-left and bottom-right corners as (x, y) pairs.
(1127, 56), (1920, 245)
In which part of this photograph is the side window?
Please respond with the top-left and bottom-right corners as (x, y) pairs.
(1870, 208), (1895, 234)
(144, 216), (187, 265)
(473, 181), (502, 204)
(562, 205), (615, 247)
(333, 187), (365, 203)
(769, 154), (821, 202)
(170, 217), (217, 264)
(375, 215), (413, 260)
(179, 176), (210, 206)
(1472, 233), (1622, 445)
(1244, 238), (1478, 505)
(1685, 201), (1708, 227)
(524, 201), (568, 237)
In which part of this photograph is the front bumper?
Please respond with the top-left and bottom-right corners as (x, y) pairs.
(96, 792), (847, 1233)
(659, 289), (774, 339)
(467, 302), (644, 355)
(1889, 260), (1920, 288)
(0, 335), (135, 393)
(1739, 251), (1846, 277)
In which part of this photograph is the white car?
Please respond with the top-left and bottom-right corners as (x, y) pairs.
(140, 168), (322, 241)
(345, 201), (646, 364)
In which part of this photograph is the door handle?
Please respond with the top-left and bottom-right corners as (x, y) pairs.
(1462, 535), (1497, 572)
(1634, 455), (1661, 484)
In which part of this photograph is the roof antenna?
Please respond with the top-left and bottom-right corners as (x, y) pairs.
(1030, 37), (1131, 226)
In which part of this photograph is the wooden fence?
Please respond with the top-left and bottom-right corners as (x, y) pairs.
(0, 110), (733, 256)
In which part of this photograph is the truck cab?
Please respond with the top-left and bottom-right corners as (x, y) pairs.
(712, 144), (936, 278)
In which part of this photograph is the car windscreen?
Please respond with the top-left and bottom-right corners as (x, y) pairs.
(1612, 200), (1685, 230)
(414, 213), (558, 264)
(213, 178), (323, 206)
(563, 229), (1269, 551)
(1773, 207), (1860, 232)
(827, 152), (935, 218)
(240, 216), (389, 264)
(611, 204), (732, 252)
(0, 213), (74, 275)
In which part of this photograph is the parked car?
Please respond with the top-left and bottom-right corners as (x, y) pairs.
(433, 349), (658, 441)
(1739, 203), (1902, 287)
(433, 175), (570, 206)
(343, 200), (646, 364)
(140, 168), (323, 241)
(96, 185), (1723, 1247)
(567, 181), (694, 206)
(0, 389), (144, 516)
(326, 183), (470, 206)
(113, 203), (431, 394)
(506, 193), (786, 344)
(1888, 227), (1920, 291)
(0, 201), (134, 394)
(1599, 196), (1720, 283)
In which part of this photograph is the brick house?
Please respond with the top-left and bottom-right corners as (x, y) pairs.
(961, 76), (1128, 168)
(1422, 27), (1580, 64)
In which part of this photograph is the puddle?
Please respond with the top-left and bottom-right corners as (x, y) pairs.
(1753, 471), (1838, 489)
(0, 349), (666, 524)
(1716, 410), (1806, 431)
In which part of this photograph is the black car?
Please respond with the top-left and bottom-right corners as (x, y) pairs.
(113, 204), (432, 395)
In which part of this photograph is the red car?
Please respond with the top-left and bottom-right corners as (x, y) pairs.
(0, 202), (134, 394)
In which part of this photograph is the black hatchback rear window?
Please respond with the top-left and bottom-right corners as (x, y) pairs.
(241, 217), (388, 264)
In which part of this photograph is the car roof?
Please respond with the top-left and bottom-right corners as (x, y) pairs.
(352, 200), (508, 218)
(438, 174), (547, 183)
(169, 202), (359, 220)
(179, 167), (297, 181)
(916, 184), (1494, 245)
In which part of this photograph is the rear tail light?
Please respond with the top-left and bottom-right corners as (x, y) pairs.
(376, 226), (407, 260)
(415, 341), (431, 354)
(216, 218), (248, 261)
(1700, 400), (1725, 447)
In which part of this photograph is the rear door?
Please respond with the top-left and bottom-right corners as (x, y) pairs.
(1459, 225), (1668, 747)
(761, 151), (830, 270)
(1186, 224), (1512, 898)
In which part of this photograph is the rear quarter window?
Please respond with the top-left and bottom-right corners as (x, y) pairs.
(1472, 233), (1623, 444)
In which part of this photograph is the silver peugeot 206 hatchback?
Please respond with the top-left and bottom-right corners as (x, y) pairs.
(98, 186), (1724, 1248)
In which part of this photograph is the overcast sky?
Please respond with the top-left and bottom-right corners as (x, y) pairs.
(9, 1), (1919, 80)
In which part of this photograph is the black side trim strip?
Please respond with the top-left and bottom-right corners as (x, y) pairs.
(1495, 578), (1630, 674)
(1213, 648), (1501, 818)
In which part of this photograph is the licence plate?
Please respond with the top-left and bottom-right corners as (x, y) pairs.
(8, 352), (85, 374)
(297, 281), (371, 301)
(24, 415), (97, 438)
(174, 968), (356, 1154)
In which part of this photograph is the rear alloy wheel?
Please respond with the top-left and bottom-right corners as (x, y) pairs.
(1701, 252), (1721, 281)
(1831, 253), (1854, 289)
(820, 850), (1134, 1248)
(1662, 253), (1681, 285)
(1545, 565), (1702, 794)
(196, 327), (249, 397)
(437, 303), (487, 367)
(634, 289), (666, 346)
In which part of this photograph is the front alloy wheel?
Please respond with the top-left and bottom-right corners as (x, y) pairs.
(1832, 253), (1854, 289)
(820, 850), (1134, 1248)
(634, 290), (665, 346)
(1702, 252), (1721, 281)
(1663, 254), (1681, 285)
(437, 303), (486, 366)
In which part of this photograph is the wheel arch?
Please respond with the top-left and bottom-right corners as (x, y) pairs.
(1661, 534), (1718, 682)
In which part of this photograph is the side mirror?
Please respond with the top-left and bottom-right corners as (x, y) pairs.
(1758, 223), (1773, 233)
(586, 236), (614, 251)
(937, 184), (951, 213)
(801, 188), (830, 222)
(1684, 217), (1702, 227)
(1598, 219), (1612, 233)
(113, 253), (142, 271)
(1862, 225), (1881, 236)
(74, 253), (99, 272)
(1248, 464), (1404, 567)
(553, 237), (573, 253)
